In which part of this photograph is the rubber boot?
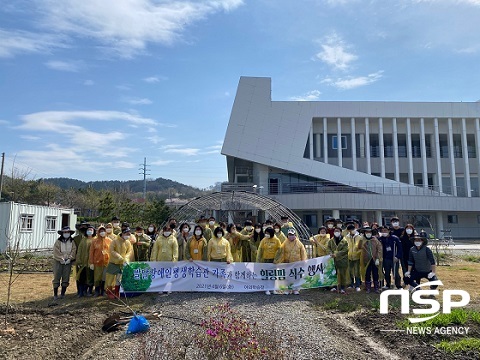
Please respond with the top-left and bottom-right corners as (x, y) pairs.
(78, 284), (85, 298)
(114, 285), (120, 298)
(60, 286), (67, 299)
(53, 287), (59, 301)
(374, 281), (381, 294)
(76, 280), (81, 296)
(100, 281), (105, 296)
(93, 286), (100, 297)
(365, 281), (372, 293)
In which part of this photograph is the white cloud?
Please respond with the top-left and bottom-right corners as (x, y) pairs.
(37, 0), (245, 57)
(112, 161), (136, 169)
(151, 159), (174, 165)
(126, 97), (152, 105)
(161, 144), (183, 149)
(322, 71), (384, 90)
(290, 90), (322, 101)
(315, 33), (357, 70)
(143, 75), (167, 83)
(116, 84), (131, 91)
(0, 28), (65, 58)
(20, 135), (40, 140)
(83, 79), (94, 86)
(147, 135), (165, 144)
(164, 147), (200, 156)
(45, 60), (84, 72)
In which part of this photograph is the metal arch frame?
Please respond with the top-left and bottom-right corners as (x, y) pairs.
(167, 191), (313, 242)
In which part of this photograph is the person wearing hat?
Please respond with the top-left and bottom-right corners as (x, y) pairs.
(405, 236), (438, 292)
(131, 226), (152, 262)
(226, 223), (253, 262)
(345, 224), (362, 292)
(357, 227), (382, 293)
(327, 227), (349, 294)
(207, 227), (233, 263)
(280, 215), (294, 237)
(105, 223), (117, 241)
(274, 228), (307, 295)
(52, 226), (77, 300)
(111, 216), (122, 235)
(105, 227), (134, 299)
(309, 226), (330, 258)
(197, 216), (213, 242)
(389, 216), (404, 238)
(150, 226), (178, 262)
(76, 224), (95, 297)
(324, 217), (336, 238)
(240, 220), (256, 262)
(88, 225), (112, 296)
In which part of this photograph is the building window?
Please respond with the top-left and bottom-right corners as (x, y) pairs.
(447, 215), (458, 224)
(304, 214), (318, 228)
(46, 216), (57, 232)
(20, 214), (34, 232)
(477, 215), (480, 224)
(332, 135), (347, 150)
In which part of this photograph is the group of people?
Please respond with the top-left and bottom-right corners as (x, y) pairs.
(51, 214), (437, 299)
(312, 216), (438, 294)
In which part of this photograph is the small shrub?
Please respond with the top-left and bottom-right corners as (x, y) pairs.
(461, 255), (480, 263)
(436, 338), (480, 353)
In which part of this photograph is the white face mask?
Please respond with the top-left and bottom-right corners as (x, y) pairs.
(183, 227), (189, 233)
(274, 228), (280, 233)
(106, 228), (112, 233)
(365, 233), (372, 239)
(136, 232), (142, 236)
(62, 233), (70, 239)
(319, 232), (326, 236)
(216, 233), (222, 238)
(113, 222), (120, 227)
(246, 226), (253, 231)
(86, 230), (93, 236)
(195, 230), (202, 236)
(406, 229), (413, 235)
(327, 224), (334, 229)
(148, 227), (154, 232)
(392, 222), (400, 227)
(99, 231), (106, 237)
(209, 221), (215, 226)
(381, 232), (388, 237)
(334, 232), (341, 237)
(123, 235), (130, 240)
(163, 231), (171, 237)
(255, 228), (261, 233)
(414, 241), (422, 247)
(264, 234), (270, 238)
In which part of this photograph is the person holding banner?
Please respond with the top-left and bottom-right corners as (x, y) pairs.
(327, 228), (349, 294)
(186, 225), (208, 261)
(226, 223), (252, 262)
(310, 226), (330, 258)
(240, 220), (255, 262)
(105, 227), (134, 299)
(256, 228), (281, 264)
(207, 227), (233, 263)
(150, 226), (179, 262)
(274, 228), (307, 295)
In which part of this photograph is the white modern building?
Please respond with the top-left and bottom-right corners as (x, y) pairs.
(221, 77), (480, 239)
(0, 202), (77, 252)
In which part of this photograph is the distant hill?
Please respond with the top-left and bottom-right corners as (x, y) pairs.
(42, 177), (207, 198)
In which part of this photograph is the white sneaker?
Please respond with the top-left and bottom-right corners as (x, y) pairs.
(382, 285), (390, 290)
(330, 287), (337, 292)
(265, 290), (271, 295)
(284, 290), (290, 295)
(272, 290), (279, 295)
(355, 287), (361, 292)
(293, 290), (300, 295)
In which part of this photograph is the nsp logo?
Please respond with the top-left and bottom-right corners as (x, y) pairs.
(379, 280), (470, 324)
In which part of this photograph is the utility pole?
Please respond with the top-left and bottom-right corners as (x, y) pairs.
(0, 152), (5, 201)
(139, 157), (150, 201)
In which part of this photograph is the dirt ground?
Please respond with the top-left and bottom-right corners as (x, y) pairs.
(1, 258), (479, 360)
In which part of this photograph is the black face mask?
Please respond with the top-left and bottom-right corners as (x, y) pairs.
(170, 223), (176, 229)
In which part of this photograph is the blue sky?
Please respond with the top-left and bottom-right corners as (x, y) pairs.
(1, 0), (480, 189)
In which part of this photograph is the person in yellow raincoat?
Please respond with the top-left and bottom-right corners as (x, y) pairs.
(76, 224), (95, 297)
(256, 228), (282, 295)
(240, 220), (255, 262)
(327, 228), (349, 294)
(273, 223), (287, 243)
(357, 227), (383, 293)
(345, 224), (362, 292)
(185, 225), (208, 261)
(105, 227), (134, 299)
(150, 226), (179, 262)
(226, 223), (253, 262)
(88, 225), (112, 296)
(131, 226), (152, 262)
(207, 227), (233, 263)
(309, 226), (330, 258)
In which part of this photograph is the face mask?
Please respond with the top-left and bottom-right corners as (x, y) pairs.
(255, 228), (261, 233)
(327, 224), (334, 229)
(334, 232), (341, 237)
(414, 241), (422, 247)
(86, 230), (93, 236)
(264, 234), (271, 238)
(113, 222), (120, 227)
(99, 231), (106, 237)
(288, 235), (295, 241)
(365, 233), (372, 239)
(123, 235), (130, 240)
(62, 233), (70, 239)
(406, 229), (413, 235)
(337, 224), (343, 228)
(163, 231), (171, 237)
(216, 233), (222, 238)
(136, 232), (142, 236)
(148, 227), (154, 232)
(319, 232), (326, 236)
(183, 227), (189, 233)
(392, 222), (399, 227)
(274, 228), (280, 233)
(170, 223), (176, 229)
(381, 232), (388, 237)
(209, 221), (215, 226)
(106, 228), (112, 234)
(350, 231), (356, 235)
(195, 230), (202, 236)
(246, 226), (253, 231)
